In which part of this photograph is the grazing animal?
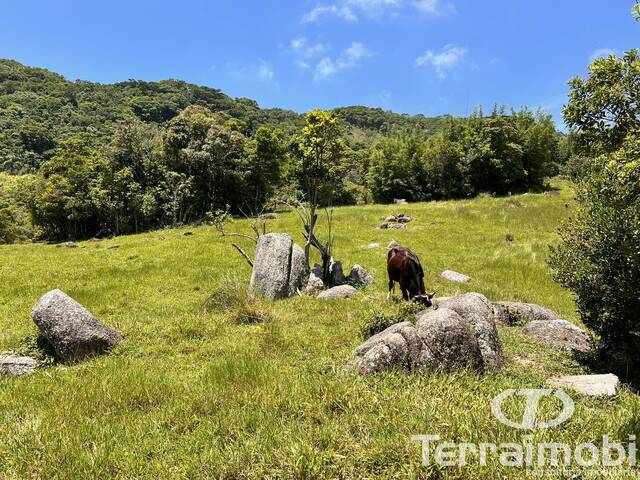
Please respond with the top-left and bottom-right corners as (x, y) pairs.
(387, 246), (435, 306)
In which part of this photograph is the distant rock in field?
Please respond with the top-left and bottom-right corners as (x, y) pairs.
(159, 236), (165, 241)
(107, 245), (121, 250)
(354, 292), (504, 375)
(250, 233), (309, 300)
(435, 293), (504, 370)
(0, 355), (37, 377)
(328, 258), (346, 286)
(366, 243), (380, 249)
(183, 231), (194, 237)
(523, 319), (593, 353)
(547, 374), (619, 397)
(259, 212), (278, 220)
(57, 242), (78, 249)
(348, 265), (373, 287)
(32, 289), (122, 363)
(384, 214), (412, 224)
(441, 270), (472, 284)
(492, 302), (560, 326)
(393, 198), (407, 205)
(317, 285), (356, 300)
(379, 222), (406, 230)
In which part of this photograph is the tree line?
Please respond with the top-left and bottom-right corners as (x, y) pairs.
(0, 102), (563, 242)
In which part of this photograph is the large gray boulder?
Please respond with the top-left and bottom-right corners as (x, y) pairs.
(354, 300), (502, 375)
(348, 265), (373, 287)
(317, 285), (357, 300)
(32, 290), (122, 363)
(435, 293), (504, 370)
(249, 233), (309, 300)
(0, 355), (37, 377)
(524, 319), (593, 353)
(416, 309), (484, 372)
(493, 301), (560, 326)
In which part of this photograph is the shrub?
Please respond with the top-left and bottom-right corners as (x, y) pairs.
(549, 134), (640, 350)
(203, 276), (271, 324)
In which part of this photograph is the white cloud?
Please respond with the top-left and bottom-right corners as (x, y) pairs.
(257, 61), (275, 81)
(314, 42), (373, 81)
(290, 37), (329, 59)
(589, 48), (619, 62)
(226, 60), (278, 86)
(416, 44), (467, 78)
(302, 0), (453, 23)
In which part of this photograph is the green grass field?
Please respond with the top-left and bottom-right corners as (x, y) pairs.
(0, 180), (638, 479)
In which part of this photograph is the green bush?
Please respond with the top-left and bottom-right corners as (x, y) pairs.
(549, 134), (640, 349)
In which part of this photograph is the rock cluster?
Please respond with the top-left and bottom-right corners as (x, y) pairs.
(354, 293), (503, 375)
(379, 214), (412, 229)
(491, 301), (593, 353)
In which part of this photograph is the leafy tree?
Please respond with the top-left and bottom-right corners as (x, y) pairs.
(563, 49), (640, 156)
(292, 110), (346, 267)
(246, 126), (285, 211)
(550, 134), (640, 351)
(550, 49), (640, 355)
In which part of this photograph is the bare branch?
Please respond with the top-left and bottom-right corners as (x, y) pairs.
(232, 243), (254, 268)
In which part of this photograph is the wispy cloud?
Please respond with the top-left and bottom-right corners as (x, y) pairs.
(314, 42), (373, 81)
(416, 44), (467, 78)
(226, 60), (278, 87)
(302, 0), (454, 23)
(589, 48), (619, 62)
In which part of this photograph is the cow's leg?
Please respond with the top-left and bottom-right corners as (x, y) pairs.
(387, 279), (395, 300)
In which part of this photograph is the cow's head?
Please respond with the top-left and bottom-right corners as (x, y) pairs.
(412, 291), (436, 307)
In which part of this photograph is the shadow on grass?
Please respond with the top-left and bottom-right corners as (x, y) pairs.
(572, 334), (640, 393)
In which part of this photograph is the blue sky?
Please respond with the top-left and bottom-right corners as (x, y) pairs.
(0, 1), (637, 127)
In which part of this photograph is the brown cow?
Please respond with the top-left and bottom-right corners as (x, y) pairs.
(387, 246), (435, 306)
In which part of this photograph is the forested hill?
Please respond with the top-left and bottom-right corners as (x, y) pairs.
(0, 59), (449, 174)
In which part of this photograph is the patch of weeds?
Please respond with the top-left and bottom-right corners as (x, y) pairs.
(233, 301), (271, 325)
(202, 275), (249, 313)
(360, 301), (424, 339)
(15, 333), (57, 367)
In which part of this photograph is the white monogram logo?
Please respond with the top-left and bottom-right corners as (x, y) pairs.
(491, 389), (575, 430)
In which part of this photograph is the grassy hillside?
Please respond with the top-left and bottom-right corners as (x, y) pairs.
(0, 180), (638, 479)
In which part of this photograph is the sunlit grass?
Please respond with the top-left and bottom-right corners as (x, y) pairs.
(0, 179), (638, 478)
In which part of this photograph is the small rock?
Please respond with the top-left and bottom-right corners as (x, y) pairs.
(317, 285), (357, 300)
(366, 243), (380, 249)
(523, 319), (593, 353)
(32, 289), (122, 363)
(159, 236), (165, 241)
(259, 212), (278, 220)
(305, 271), (325, 294)
(348, 265), (374, 287)
(441, 270), (472, 284)
(0, 355), (37, 377)
(492, 302), (560, 326)
(183, 232), (194, 237)
(547, 374), (619, 397)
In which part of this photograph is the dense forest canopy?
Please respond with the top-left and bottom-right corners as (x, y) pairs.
(0, 59), (565, 242)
